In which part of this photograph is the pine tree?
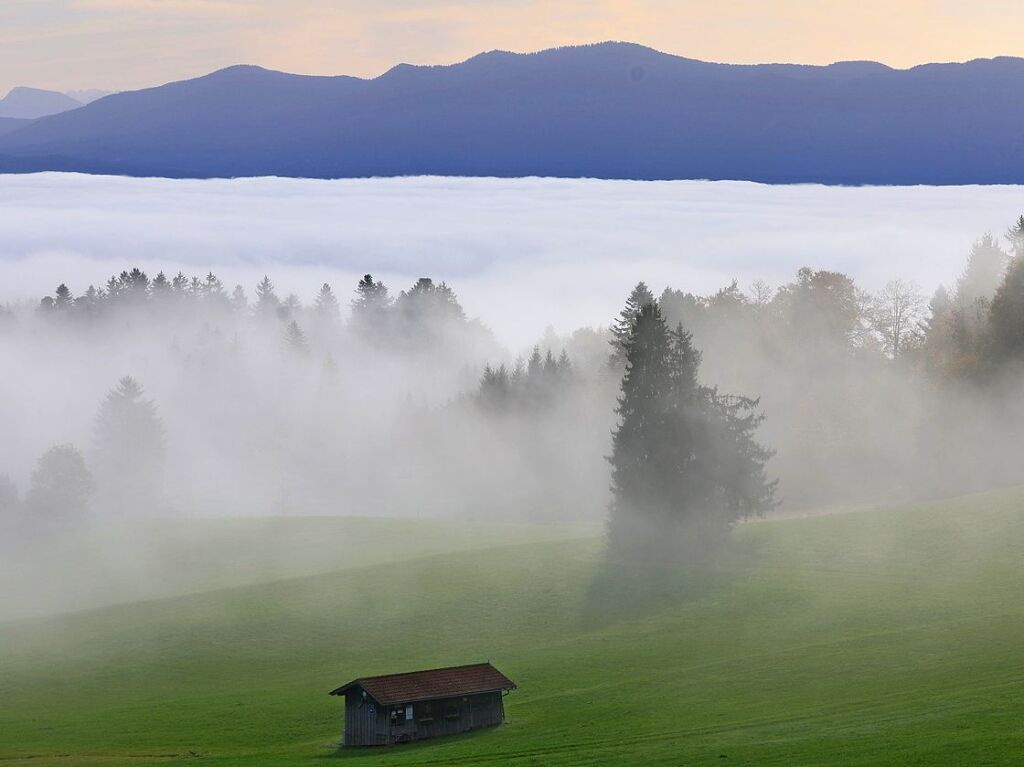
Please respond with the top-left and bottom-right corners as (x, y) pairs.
(92, 377), (165, 514)
(203, 272), (227, 303)
(314, 283), (341, 322)
(609, 281), (656, 367)
(956, 234), (1008, 309)
(254, 275), (280, 318)
(557, 348), (572, 375)
(984, 255), (1024, 370)
(478, 364), (512, 410)
(607, 302), (775, 562)
(77, 285), (102, 320)
(120, 268), (150, 303)
(395, 278), (466, 333)
(150, 271), (171, 297)
(284, 320), (309, 354)
(171, 271), (190, 294)
(1006, 215), (1024, 259)
(351, 273), (392, 331)
(231, 285), (248, 312)
(53, 284), (73, 311)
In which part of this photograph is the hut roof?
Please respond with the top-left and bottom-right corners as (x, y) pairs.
(329, 662), (516, 705)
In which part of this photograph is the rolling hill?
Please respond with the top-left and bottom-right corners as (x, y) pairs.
(1, 42), (1024, 183)
(1, 488), (1023, 765)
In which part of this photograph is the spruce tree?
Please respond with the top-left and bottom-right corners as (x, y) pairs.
(92, 377), (166, 514)
(254, 275), (280, 318)
(609, 281), (656, 367)
(350, 274), (392, 334)
(984, 255), (1024, 370)
(53, 284), (73, 311)
(284, 320), (310, 355)
(956, 234), (1008, 309)
(314, 283), (341, 322)
(231, 285), (248, 312)
(1006, 215), (1024, 259)
(607, 302), (775, 561)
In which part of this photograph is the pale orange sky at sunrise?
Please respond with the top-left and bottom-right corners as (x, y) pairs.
(2, 0), (1023, 95)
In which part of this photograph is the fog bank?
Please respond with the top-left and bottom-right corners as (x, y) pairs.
(2, 173), (1022, 347)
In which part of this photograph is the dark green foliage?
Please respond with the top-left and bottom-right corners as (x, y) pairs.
(607, 301), (775, 561)
(92, 377), (166, 514)
(1006, 215), (1024, 258)
(609, 281), (655, 367)
(25, 445), (92, 524)
(984, 255), (1024, 371)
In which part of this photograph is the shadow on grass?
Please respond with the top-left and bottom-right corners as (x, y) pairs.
(580, 532), (763, 629)
(322, 723), (502, 760)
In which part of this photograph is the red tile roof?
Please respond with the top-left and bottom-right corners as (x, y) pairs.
(329, 662), (516, 705)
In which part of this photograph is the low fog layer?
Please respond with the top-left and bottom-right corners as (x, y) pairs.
(2, 174), (1024, 619)
(2, 173), (1023, 346)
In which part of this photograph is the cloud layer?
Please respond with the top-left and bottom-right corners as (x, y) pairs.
(1, 172), (1022, 348)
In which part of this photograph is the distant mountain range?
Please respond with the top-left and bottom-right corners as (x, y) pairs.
(0, 87), (83, 119)
(0, 86), (112, 120)
(1, 42), (1023, 184)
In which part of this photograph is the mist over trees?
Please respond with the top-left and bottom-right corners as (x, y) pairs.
(1, 214), (1023, 543)
(606, 301), (775, 561)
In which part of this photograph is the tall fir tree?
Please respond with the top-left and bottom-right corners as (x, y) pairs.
(284, 320), (310, 355)
(609, 281), (656, 367)
(92, 377), (166, 514)
(254, 275), (280, 318)
(984, 254), (1024, 371)
(314, 283), (341, 322)
(607, 302), (775, 561)
(350, 274), (392, 335)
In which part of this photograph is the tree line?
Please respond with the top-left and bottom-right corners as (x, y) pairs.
(3, 213), (1023, 558)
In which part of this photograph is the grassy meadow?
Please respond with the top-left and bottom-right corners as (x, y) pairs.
(2, 489), (1024, 765)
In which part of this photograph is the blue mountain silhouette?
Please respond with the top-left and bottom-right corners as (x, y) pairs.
(2, 42), (1022, 183)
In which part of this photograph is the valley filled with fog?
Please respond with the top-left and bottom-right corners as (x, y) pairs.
(3, 173), (1024, 617)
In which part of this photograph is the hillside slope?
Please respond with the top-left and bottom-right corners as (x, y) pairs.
(1, 489), (1023, 765)
(2, 43), (1024, 183)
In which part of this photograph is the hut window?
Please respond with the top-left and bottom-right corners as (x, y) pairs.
(416, 702), (434, 722)
(405, 705), (413, 720)
(390, 707), (406, 724)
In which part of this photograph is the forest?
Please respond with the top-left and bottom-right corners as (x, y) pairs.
(2, 215), (1023, 559)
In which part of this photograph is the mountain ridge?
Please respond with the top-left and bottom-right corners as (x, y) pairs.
(2, 42), (1024, 184)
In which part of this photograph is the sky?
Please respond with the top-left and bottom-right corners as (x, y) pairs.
(2, 0), (1023, 95)
(2, 173), (1022, 349)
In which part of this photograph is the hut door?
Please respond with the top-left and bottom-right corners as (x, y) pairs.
(368, 703), (385, 745)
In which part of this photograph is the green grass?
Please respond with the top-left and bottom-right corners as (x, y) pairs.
(2, 490), (1024, 765)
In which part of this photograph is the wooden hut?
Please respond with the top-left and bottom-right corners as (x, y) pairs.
(329, 662), (516, 746)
